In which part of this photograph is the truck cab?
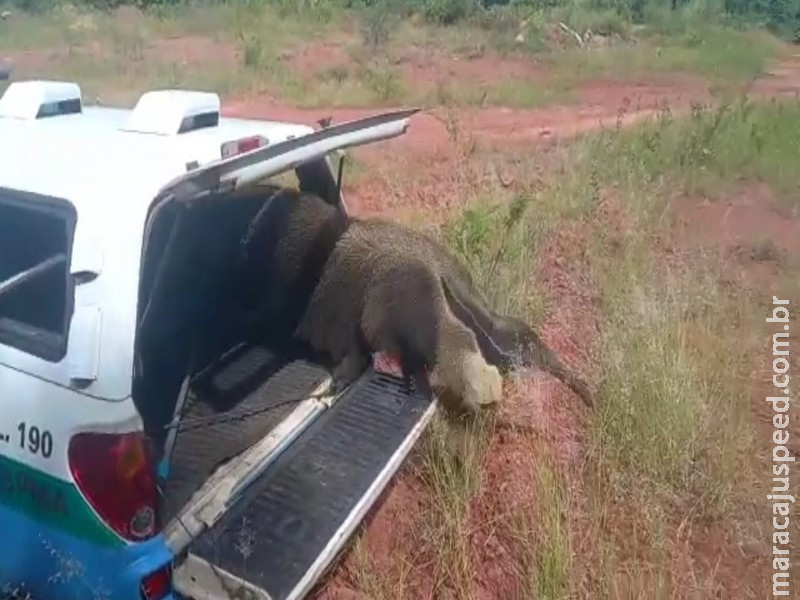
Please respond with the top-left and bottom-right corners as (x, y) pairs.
(0, 80), (435, 600)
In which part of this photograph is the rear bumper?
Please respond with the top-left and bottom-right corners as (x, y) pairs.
(0, 502), (176, 600)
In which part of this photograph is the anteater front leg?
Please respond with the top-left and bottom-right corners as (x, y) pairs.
(397, 352), (432, 398)
(330, 351), (371, 395)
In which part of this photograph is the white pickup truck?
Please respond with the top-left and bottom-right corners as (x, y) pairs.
(0, 79), (434, 600)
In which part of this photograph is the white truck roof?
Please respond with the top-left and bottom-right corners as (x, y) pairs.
(0, 79), (418, 400)
(0, 81), (315, 215)
(0, 78), (416, 275)
(0, 80), (416, 226)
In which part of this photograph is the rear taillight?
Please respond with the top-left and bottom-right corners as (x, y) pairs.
(140, 565), (172, 600)
(68, 431), (159, 542)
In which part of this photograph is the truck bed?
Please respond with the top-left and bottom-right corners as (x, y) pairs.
(158, 343), (330, 524)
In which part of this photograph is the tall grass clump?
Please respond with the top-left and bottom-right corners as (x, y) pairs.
(588, 246), (759, 510)
(567, 99), (800, 509)
(510, 453), (572, 600)
(586, 97), (800, 213)
(441, 193), (551, 321)
(414, 412), (494, 597)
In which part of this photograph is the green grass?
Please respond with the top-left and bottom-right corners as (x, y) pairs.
(586, 98), (800, 213)
(435, 95), (800, 594)
(571, 101), (800, 509)
(308, 60), (406, 107)
(441, 193), (551, 321)
(349, 531), (415, 599)
(0, 2), (787, 108)
(549, 23), (780, 89)
(413, 412), (494, 598)
(424, 77), (576, 109)
(590, 246), (759, 506)
(510, 454), (572, 600)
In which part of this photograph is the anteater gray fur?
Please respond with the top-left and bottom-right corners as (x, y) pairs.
(338, 219), (594, 408)
(295, 219), (503, 412)
(241, 189), (592, 410)
(238, 184), (348, 350)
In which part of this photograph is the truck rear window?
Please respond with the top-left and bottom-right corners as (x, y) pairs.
(0, 189), (77, 362)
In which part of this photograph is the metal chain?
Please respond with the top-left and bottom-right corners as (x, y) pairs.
(162, 390), (332, 433)
(162, 358), (416, 434)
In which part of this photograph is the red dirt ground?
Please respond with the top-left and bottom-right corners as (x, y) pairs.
(665, 182), (800, 598)
(223, 52), (800, 219)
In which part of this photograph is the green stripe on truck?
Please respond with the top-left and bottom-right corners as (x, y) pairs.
(0, 454), (123, 547)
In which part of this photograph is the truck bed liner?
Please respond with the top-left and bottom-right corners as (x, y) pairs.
(159, 344), (330, 524)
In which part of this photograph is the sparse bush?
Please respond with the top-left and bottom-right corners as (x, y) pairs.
(586, 98), (800, 212)
(360, 2), (394, 49)
(442, 193), (549, 318)
(359, 63), (404, 100)
(4, 0), (798, 43)
(237, 30), (264, 69)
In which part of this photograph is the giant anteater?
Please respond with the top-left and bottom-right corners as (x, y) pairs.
(347, 219), (593, 407)
(294, 219), (504, 412)
(240, 187), (592, 410)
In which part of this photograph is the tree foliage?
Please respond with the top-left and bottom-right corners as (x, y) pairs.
(4, 0), (799, 38)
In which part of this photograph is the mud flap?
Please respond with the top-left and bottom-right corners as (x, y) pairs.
(172, 370), (435, 600)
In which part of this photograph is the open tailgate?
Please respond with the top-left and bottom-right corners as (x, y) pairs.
(171, 367), (436, 600)
(156, 107), (419, 203)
